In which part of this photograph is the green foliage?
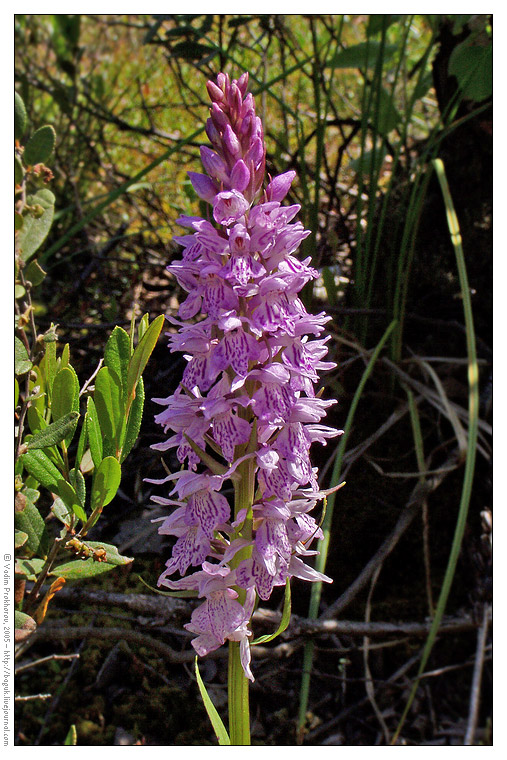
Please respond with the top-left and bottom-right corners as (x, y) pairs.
(195, 658), (231, 746)
(17, 188), (55, 263)
(449, 36), (492, 102)
(14, 89), (163, 642)
(15, 91), (27, 140)
(24, 125), (56, 165)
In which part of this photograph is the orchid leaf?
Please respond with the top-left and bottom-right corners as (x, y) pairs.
(195, 657), (231, 745)
(252, 579), (291, 644)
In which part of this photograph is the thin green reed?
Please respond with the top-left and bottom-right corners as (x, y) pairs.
(391, 158), (479, 744)
(297, 319), (397, 740)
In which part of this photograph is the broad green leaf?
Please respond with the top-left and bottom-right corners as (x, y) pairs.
(64, 725), (77, 746)
(52, 366), (79, 421)
(51, 497), (74, 527)
(26, 411), (79, 450)
(15, 91), (27, 140)
(15, 529), (28, 549)
(21, 448), (62, 489)
(104, 326), (131, 392)
(15, 558), (45, 580)
(56, 480), (87, 522)
(94, 366), (123, 446)
(195, 658), (231, 745)
(252, 579), (291, 644)
(50, 543), (133, 579)
(24, 124), (56, 166)
(15, 336), (32, 376)
(449, 39), (492, 102)
(24, 259), (47, 287)
(91, 456), (121, 511)
(120, 377), (144, 463)
(17, 188), (55, 262)
(15, 611), (37, 643)
(27, 405), (47, 437)
(328, 41), (398, 70)
(14, 498), (49, 557)
(85, 396), (103, 468)
(126, 314), (164, 406)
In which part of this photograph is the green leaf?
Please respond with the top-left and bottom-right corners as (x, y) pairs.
(94, 366), (123, 446)
(50, 543), (133, 579)
(91, 456), (121, 511)
(126, 314), (164, 407)
(137, 574), (198, 598)
(15, 529), (29, 549)
(105, 325), (131, 392)
(449, 39), (492, 102)
(64, 725), (77, 746)
(24, 125), (56, 166)
(15, 497), (50, 557)
(21, 448), (62, 489)
(26, 411), (79, 450)
(27, 405), (46, 436)
(15, 336), (32, 376)
(195, 658), (231, 745)
(252, 579), (291, 644)
(17, 188), (55, 262)
(15, 558), (45, 581)
(328, 41), (398, 70)
(15, 155), (24, 186)
(24, 259), (47, 287)
(70, 467), (86, 506)
(84, 396), (103, 468)
(43, 337), (58, 402)
(120, 377), (144, 463)
(137, 313), (150, 342)
(15, 91), (27, 140)
(60, 343), (70, 369)
(56, 480), (87, 522)
(15, 377), (19, 408)
(367, 14), (403, 36)
(15, 611), (37, 643)
(51, 497), (74, 527)
(52, 366), (79, 421)
(75, 415), (88, 471)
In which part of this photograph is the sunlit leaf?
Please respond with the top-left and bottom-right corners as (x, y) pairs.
(90, 456), (121, 511)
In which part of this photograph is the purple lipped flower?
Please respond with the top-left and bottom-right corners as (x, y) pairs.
(149, 71), (342, 681)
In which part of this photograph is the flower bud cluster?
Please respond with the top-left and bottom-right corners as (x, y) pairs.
(149, 72), (340, 680)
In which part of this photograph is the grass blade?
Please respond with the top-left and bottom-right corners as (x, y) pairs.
(195, 657), (231, 745)
(297, 318), (397, 739)
(391, 158), (479, 744)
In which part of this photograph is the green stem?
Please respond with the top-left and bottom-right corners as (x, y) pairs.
(228, 642), (251, 745)
(227, 448), (255, 745)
